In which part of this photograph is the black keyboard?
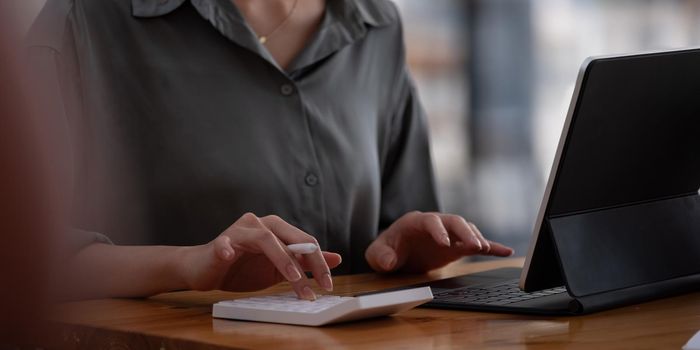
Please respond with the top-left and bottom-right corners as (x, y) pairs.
(432, 280), (567, 306)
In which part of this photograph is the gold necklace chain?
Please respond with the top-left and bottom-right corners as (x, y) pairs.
(258, 0), (299, 44)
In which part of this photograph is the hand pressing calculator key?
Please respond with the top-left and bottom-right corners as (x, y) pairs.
(213, 287), (433, 326)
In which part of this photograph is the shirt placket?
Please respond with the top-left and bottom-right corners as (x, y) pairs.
(278, 77), (329, 247)
(188, 0), (375, 250)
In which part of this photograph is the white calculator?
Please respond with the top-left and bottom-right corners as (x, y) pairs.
(212, 287), (433, 326)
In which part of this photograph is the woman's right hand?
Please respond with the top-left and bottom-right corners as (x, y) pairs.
(176, 213), (341, 300)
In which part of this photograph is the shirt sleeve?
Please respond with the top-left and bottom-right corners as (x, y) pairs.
(26, 4), (114, 254)
(378, 65), (441, 232)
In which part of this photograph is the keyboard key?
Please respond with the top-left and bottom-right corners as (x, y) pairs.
(431, 280), (566, 307)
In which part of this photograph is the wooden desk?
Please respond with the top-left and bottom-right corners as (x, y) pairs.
(53, 258), (700, 349)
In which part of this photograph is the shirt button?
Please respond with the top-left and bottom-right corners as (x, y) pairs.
(280, 83), (295, 96)
(305, 173), (319, 187)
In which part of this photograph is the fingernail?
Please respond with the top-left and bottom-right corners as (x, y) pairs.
(321, 273), (333, 291)
(303, 286), (316, 301)
(286, 264), (302, 281)
(441, 233), (451, 247)
(473, 237), (483, 251)
(381, 253), (396, 270)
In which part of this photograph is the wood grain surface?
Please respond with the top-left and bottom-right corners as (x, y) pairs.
(50, 258), (700, 349)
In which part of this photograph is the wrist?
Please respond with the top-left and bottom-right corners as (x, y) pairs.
(168, 246), (193, 291)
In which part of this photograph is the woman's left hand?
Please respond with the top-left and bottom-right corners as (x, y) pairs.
(364, 211), (514, 273)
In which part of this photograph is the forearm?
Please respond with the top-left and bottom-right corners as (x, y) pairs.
(61, 243), (190, 300)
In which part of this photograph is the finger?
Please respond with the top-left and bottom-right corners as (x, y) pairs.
(440, 215), (482, 254)
(485, 241), (515, 257)
(258, 233), (316, 300)
(298, 252), (342, 270)
(420, 213), (451, 247)
(365, 239), (398, 273)
(232, 227), (303, 281)
(318, 252), (342, 270)
(466, 222), (514, 257)
(261, 215), (333, 293)
(236, 226), (315, 300)
(468, 222), (491, 254)
(323, 252), (342, 269)
(290, 252), (337, 292)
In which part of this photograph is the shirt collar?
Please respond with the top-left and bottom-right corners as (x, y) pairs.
(131, 0), (188, 18)
(131, 0), (396, 27)
(352, 0), (397, 27)
(132, 0), (397, 73)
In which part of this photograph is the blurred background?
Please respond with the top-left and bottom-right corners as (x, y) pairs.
(12, 0), (700, 257)
(394, 0), (700, 257)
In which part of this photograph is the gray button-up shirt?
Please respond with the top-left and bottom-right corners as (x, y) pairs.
(28, 0), (439, 273)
